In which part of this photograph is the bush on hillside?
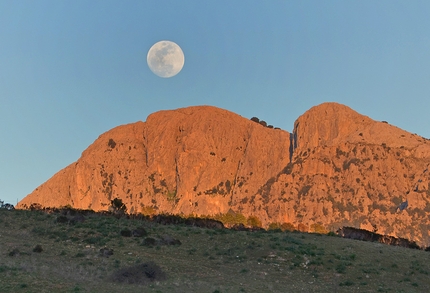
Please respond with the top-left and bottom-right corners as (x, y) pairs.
(110, 261), (166, 284)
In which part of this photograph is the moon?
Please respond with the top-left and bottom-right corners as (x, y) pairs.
(147, 41), (185, 78)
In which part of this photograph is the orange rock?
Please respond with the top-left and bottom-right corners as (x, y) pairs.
(18, 103), (430, 247)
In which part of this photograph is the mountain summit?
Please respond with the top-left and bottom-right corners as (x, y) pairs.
(18, 103), (430, 246)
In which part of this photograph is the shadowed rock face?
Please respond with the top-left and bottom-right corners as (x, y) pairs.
(336, 227), (420, 249)
(18, 103), (430, 247)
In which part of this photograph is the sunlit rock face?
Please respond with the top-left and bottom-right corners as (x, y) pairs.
(18, 103), (430, 247)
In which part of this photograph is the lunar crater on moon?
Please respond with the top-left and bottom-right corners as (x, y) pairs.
(147, 41), (184, 78)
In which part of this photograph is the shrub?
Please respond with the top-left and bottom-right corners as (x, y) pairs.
(120, 229), (132, 237)
(310, 223), (328, 234)
(55, 215), (69, 224)
(214, 211), (247, 226)
(132, 227), (147, 237)
(336, 263), (347, 274)
(99, 247), (113, 257)
(281, 222), (296, 231)
(339, 280), (354, 286)
(141, 235), (181, 247)
(8, 248), (20, 257)
(247, 216), (262, 228)
(142, 237), (157, 247)
(108, 138), (116, 149)
(109, 198), (127, 214)
(140, 205), (156, 216)
(167, 190), (177, 202)
(29, 203), (43, 211)
(33, 245), (43, 253)
(268, 222), (282, 231)
(110, 261), (166, 284)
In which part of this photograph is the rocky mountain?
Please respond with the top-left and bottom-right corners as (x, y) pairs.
(17, 103), (430, 246)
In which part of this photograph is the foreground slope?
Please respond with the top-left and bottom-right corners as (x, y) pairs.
(18, 103), (430, 246)
(3, 209), (430, 293)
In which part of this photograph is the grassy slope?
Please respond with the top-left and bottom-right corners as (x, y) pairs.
(0, 209), (429, 293)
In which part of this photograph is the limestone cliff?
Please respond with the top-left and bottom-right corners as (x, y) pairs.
(18, 103), (430, 246)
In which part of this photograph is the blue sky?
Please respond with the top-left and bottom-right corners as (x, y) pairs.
(1, 1), (430, 205)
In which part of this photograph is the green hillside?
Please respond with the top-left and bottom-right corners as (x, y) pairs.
(0, 209), (429, 293)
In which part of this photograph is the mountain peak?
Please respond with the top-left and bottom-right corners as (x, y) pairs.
(293, 102), (373, 150)
(293, 102), (429, 153)
(17, 103), (430, 247)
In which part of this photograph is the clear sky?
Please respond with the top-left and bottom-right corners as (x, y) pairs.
(1, 1), (430, 205)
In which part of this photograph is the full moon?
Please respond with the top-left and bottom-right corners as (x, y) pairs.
(147, 41), (185, 78)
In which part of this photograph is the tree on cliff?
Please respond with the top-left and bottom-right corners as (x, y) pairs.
(109, 198), (127, 215)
